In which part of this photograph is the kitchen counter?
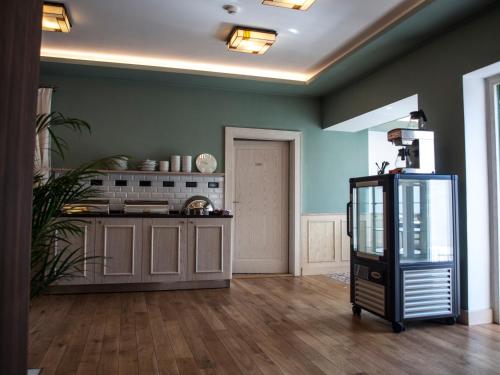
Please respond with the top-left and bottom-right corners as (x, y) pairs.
(60, 211), (233, 218)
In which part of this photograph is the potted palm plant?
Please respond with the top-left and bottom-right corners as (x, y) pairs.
(30, 112), (118, 299)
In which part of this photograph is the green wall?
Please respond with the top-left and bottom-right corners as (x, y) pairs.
(42, 72), (368, 213)
(322, 5), (500, 309)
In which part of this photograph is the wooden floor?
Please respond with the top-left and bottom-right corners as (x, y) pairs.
(29, 276), (500, 375)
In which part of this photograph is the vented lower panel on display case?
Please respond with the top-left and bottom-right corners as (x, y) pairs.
(403, 268), (453, 319)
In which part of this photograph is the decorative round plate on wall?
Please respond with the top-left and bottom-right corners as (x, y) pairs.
(195, 153), (217, 173)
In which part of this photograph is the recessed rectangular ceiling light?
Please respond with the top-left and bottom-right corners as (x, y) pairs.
(227, 27), (277, 55)
(262, 0), (316, 11)
(42, 2), (71, 33)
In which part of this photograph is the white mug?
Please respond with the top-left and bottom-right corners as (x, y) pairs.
(170, 155), (181, 172)
(159, 160), (169, 172)
(182, 155), (192, 172)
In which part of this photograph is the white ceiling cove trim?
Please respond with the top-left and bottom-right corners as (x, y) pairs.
(40, 0), (429, 83)
(325, 94), (419, 132)
(40, 48), (310, 83)
(308, 0), (430, 83)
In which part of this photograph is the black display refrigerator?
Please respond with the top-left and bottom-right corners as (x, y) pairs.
(347, 174), (460, 332)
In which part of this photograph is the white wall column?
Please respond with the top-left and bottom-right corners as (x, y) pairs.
(462, 61), (500, 325)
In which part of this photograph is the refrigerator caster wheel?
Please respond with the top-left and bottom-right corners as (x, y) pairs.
(352, 305), (362, 316)
(444, 317), (456, 325)
(392, 322), (405, 333)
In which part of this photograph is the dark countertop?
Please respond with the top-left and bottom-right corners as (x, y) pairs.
(60, 211), (233, 219)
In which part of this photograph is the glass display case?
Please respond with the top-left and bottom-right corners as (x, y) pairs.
(348, 174), (459, 332)
(352, 185), (385, 257)
(398, 178), (454, 263)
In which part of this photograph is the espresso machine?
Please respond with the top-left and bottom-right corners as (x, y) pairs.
(387, 110), (435, 174)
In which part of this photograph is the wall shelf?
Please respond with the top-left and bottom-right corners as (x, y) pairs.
(52, 168), (225, 177)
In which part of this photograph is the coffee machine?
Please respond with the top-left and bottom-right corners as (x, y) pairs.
(387, 110), (435, 174)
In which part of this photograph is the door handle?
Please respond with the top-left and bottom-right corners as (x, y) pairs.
(346, 202), (353, 237)
(233, 201), (240, 204)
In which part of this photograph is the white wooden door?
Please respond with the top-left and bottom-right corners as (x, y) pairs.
(233, 140), (289, 273)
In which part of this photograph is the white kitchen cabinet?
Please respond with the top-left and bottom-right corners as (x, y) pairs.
(54, 218), (96, 285)
(95, 218), (143, 284)
(187, 218), (232, 281)
(142, 218), (187, 282)
(55, 216), (232, 290)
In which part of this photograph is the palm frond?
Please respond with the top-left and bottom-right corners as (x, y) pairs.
(31, 112), (124, 299)
(36, 112), (90, 159)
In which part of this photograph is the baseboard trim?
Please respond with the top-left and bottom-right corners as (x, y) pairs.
(459, 308), (493, 325)
(47, 279), (230, 294)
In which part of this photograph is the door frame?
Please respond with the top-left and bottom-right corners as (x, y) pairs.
(486, 73), (500, 324)
(225, 127), (302, 276)
(1, 0), (42, 372)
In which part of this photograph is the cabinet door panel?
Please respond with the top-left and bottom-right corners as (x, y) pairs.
(196, 226), (223, 273)
(54, 219), (95, 285)
(95, 218), (142, 283)
(188, 218), (231, 281)
(142, 219), (187, 282)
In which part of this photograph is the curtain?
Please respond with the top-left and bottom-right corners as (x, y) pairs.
(34, 88), (53, 178)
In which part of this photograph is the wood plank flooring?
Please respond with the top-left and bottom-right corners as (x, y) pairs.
(29, 276), (500, 375)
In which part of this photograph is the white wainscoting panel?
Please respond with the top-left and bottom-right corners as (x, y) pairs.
(301, 214), (350, 275)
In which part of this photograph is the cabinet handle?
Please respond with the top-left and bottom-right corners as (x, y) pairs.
(190, 221), (194, 224)
(179, 221), (184, 224)
(97, 220), (102, 224)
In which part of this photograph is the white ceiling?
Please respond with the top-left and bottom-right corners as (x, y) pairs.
(41, 0), (418, 82)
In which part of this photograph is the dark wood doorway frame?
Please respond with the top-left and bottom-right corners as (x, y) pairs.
(0, 0), (43, 373)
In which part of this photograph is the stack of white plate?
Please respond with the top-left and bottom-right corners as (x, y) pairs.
(137, 159), (157, 171)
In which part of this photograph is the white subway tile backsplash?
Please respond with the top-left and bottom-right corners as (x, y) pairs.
(77, 172), (224, 210)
